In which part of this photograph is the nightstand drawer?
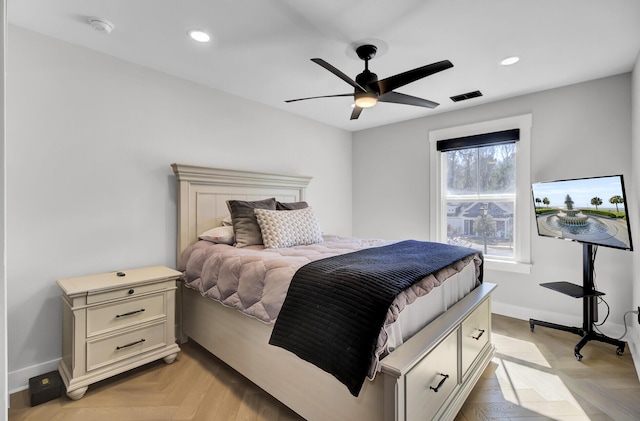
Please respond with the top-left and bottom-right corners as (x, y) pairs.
(86, 322), (167, 371)
(86, 282), (166, 305)
(87, 293), (166, 337)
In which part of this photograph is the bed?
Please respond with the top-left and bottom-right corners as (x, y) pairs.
(171, 163), (496, 421)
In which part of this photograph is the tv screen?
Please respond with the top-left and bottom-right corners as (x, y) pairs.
(532, 175), (633, 251)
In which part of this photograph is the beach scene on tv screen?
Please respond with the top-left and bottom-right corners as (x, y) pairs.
(532, 176), (631, 249)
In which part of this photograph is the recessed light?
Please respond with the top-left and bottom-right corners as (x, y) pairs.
(89, 18), (114, 34)
(188, 30), (211, 43)
(500, 56), (520, 66)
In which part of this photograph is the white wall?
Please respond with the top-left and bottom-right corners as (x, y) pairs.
(353, 74), (635, 341)
(631, 50), (640, 374)
(6, 23), (639, 395)
(6, 26), (353, 391)
(1, 0), (7, 413)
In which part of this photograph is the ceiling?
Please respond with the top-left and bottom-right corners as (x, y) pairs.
(8, 0), (640, 132)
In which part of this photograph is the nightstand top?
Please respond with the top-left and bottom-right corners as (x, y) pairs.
(57, 265), (182, 297)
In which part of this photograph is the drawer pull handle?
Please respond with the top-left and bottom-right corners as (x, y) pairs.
(115, 309), (146, 318)
(472, 329), (485, 340)
(116, 338), (146, 350)
(429, 373), (449, 393)
(128, 289), (135, 295)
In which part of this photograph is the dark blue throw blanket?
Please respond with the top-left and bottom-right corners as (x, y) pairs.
(268, 240), (481, 397)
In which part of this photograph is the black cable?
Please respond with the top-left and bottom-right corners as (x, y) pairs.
(594, 296), (609, 326)
(592, 245), (598, 290)
(589, 245), (634, 340)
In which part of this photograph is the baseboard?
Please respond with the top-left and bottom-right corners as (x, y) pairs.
(492, 301), (627, 340)
(9, 358), (60, 394)
(627, 327), (640, 381)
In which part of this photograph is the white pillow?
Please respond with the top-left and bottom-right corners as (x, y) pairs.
(198, 225), (235, 245)
(254, 207), (323, 249)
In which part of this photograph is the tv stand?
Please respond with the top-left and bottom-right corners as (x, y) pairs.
(529, 243), (626, 360)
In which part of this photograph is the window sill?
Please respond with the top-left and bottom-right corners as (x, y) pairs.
(484, 258), (531, 274)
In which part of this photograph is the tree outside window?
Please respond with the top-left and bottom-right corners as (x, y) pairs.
(431, 114), (532, 271)
(444, 144), (516, 259)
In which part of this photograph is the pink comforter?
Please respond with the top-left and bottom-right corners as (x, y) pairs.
(179, 235), (481, 377)
(179, 235), (392, 323)
(179, 234), (479, 327)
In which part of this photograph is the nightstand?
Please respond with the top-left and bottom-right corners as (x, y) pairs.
(57, 265), (182, 400)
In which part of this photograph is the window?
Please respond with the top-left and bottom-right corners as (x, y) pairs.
(429, 115), (532, 273)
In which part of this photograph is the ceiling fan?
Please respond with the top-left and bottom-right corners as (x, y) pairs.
(286, 44), (453, 120)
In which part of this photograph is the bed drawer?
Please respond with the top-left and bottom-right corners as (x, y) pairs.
(86, 322), (167, 371)
(405, 329), (458, 421)
(86, 293), (166, 337)
(461, 299), (490, 379)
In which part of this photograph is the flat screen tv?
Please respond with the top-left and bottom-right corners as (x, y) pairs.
(531, 174), (633, 251)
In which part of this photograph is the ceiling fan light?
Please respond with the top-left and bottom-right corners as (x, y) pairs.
(355, 92), (378, 108)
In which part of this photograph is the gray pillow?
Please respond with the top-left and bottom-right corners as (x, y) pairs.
(276, 201), (308, 210)
(227, 198), (277, 247)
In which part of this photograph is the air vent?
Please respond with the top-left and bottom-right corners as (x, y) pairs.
(450, 90), (483, 102)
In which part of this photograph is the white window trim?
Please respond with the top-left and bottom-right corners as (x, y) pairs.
(429, 114), (532, 274)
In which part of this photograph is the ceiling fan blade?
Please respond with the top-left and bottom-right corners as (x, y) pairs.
(311, 58), (366, 92)
(379, 91), (439, 108)
(285, 93), (353, 103)
(350, 106), (363, 120)
(377, 60), (453, 95)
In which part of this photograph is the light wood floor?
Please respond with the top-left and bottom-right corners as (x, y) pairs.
(8, 314), (640, 421)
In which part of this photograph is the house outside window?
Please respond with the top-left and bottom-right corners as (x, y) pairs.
(444, 143), (516, 258)
(429, 115), (532, 273)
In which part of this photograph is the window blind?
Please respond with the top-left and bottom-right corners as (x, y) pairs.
(436, 128), (519, 152)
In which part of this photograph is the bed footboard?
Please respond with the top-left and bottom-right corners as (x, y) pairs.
(381, 282), (496, 420)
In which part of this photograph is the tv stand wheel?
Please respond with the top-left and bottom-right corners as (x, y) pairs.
(616, 347), (624, 355)
(574, 352), (583, 361)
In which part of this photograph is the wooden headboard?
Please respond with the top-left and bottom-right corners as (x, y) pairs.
(171, 163), (312, 261)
